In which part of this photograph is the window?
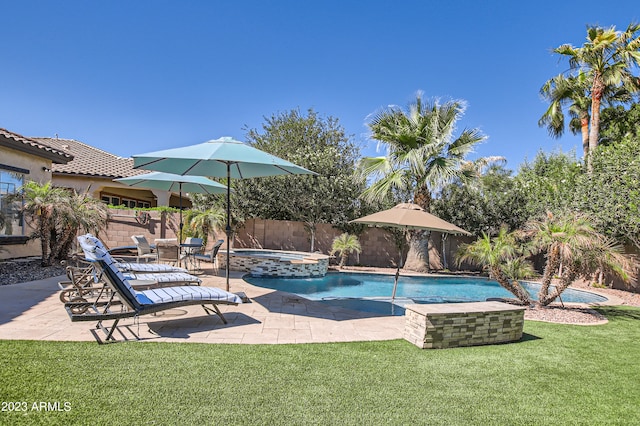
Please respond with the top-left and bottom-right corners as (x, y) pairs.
(0, 165), (26, 237)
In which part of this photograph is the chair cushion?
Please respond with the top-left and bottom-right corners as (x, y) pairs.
(78, 234), (138, 298)
(122, 272), (201, 284)
(135, 286), (242, 305)
(116, 263), (188, 273)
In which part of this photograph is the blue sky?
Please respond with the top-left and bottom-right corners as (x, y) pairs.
(1, 1), (638, 171)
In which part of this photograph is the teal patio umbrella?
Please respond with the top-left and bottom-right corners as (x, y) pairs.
(114, 171), (228, 243)
(132, 137), (316, 290)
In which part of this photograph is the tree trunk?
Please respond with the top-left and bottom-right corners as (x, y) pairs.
(540, 267), (577, 306)
(580, 114), (590, 159)
(538, 244), (561, 301)
(403, 230), (430, 272)
(587, 75), (604, 171)
(491, 266), (531, 305)
(339, 252), (348, 268)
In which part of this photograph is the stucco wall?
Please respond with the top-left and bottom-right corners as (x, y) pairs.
(0, 146), (51, 260)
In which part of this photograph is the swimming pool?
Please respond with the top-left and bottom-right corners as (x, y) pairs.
(243, 272), (609, 316)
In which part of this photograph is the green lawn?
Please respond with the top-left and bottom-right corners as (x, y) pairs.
(1, 306), (639, 425)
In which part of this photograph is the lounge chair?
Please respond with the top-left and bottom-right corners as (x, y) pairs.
(80, 236), (202, 285)
(66, 234), (242, 342)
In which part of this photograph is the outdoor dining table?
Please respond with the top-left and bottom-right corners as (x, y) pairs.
(180, 243), (202, 272)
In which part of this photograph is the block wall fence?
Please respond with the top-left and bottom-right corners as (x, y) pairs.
(98, 210), (473, 271)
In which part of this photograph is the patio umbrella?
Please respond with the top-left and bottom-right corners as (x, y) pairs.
(113, 171), (228, 243)
(132, 136), (316, 290)
(350, 203), (471, 301)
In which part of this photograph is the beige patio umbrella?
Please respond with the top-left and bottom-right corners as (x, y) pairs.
(350, 203), (471, 300)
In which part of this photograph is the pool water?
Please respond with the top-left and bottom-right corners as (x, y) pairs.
(244, 272), (608, 316)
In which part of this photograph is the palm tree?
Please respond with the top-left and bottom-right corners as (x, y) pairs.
(330, 233), (361, 268)
(553, 23), (640, 168)
(22, 181), (66, 266)
(360, 92), (485, 272)
(48, 192), (109, 263)
(187, 207), (226, 247)
(539, 73), (592, 159)
(522, 211), (631, 306)
(457, 227), (534, 305)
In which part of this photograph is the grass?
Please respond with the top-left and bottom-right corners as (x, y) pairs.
(1, 306), (639, 425)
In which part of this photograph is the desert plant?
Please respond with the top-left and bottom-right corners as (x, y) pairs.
(330, 233), (362, 268)
(457, 227), (533, 305)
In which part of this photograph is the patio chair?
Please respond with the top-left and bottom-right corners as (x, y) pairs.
(66, 234), (242, 342)
(193, 239), (224, 273)
(131, 235), (157, 263)
(156, 240), (180, 266)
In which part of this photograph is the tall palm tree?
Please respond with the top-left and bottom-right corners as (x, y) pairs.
(539, 73), (592, 159)
(360, 92), (485, 272)
(22, 181), (67, 266)
(553, 23), (640, 168)
(457, 227), (534, 305)
(539, 72), (632, 159)
(522, 211), (631, 305)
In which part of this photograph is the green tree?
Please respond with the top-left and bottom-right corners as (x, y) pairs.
(574, 137), (640, 251)
(433, 162), (528, 236)
(238, 108), (365, 251)
(552, 23), (640, 168)
(522, 212), (631, 305)
(360, 92), (485, 272)
(598, 103), (640, 145)
(456, 227), (534, 305)
(513, 150), (583, 221)
(22, 181), (67, 266)
(330, 233), (362, 268)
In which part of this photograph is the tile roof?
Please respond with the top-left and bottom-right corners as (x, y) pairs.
(0, 128), (73, 163)
(33, 137), (147, 178)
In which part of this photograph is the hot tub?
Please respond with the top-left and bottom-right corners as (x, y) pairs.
(218, 249), (329, 277)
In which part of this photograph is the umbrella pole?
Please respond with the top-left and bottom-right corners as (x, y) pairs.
(225, 163), (231, 292)
(391, 267), (400, 301)
(179, 182), (183, 244)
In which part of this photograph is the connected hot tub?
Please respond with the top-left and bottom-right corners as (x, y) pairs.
(218, 249), (329, 278)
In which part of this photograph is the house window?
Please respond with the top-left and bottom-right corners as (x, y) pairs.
(0, 165), (26, 238)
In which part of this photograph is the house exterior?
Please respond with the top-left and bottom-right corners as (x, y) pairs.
(33, 137), (191, 210)
(0, 128), (72, 259)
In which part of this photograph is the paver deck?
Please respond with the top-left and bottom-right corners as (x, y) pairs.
(0, 270), (405, 344)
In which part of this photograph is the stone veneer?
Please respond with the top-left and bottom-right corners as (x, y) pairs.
(404, 301), (525, 349)
(218, 249), (329, 278)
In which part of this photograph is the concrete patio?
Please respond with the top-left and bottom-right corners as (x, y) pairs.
(0, 271), (405, 344)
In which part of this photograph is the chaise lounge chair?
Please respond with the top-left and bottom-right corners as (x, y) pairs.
(66, 234), (242, 342)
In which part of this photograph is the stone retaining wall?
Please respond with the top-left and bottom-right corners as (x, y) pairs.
(404, 301), (525, 349)
(218, 250), (329, 278)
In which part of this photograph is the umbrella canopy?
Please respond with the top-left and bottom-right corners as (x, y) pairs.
(132, 136), (316, 291)
(132, 137), (315, 178)
(114, 171), (227, 194)
(351, 203), (471, 301)
(351, 203), (471, 235)
(114, 172), (228, 243)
